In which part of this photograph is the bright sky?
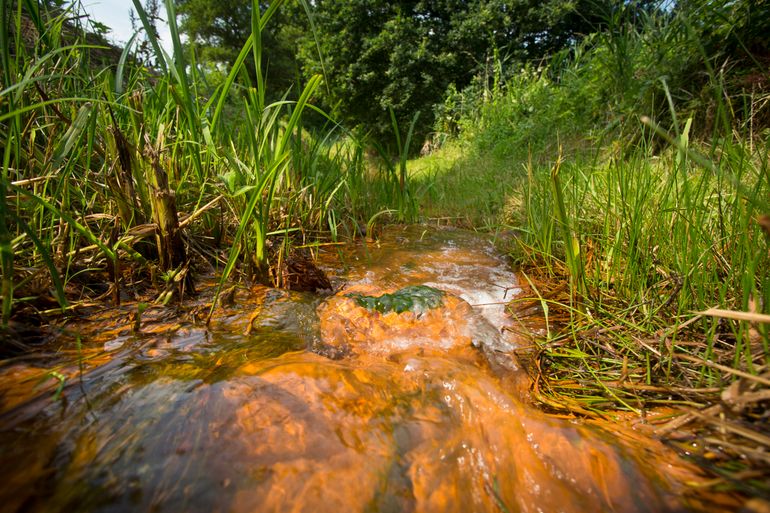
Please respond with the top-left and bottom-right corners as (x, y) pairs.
(79, 0), (173, 54)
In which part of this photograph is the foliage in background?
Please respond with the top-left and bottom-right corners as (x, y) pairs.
(436, 0), (769, 146)
(174, 0), (301, 97)
(172, 0), (611, 149)
(306, 0), (623, 147)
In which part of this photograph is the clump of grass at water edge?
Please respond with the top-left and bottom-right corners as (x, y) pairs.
(413, 0), (770, 499)
(0, 0), (409, 345)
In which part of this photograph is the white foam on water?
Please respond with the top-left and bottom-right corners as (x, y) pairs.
(340, 227), (522, 350)
(420, 250), (520, 339)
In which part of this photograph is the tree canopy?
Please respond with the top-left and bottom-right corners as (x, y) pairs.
(175, 0), (604, 145)
(175, 0), (300, 93)
(295, 0), (603, 143)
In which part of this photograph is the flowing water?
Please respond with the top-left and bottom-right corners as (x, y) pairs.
(0, 226), (736, 513)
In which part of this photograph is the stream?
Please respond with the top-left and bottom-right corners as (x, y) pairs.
(0, 226), (735, 512)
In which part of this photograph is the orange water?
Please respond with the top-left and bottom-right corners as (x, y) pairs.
(0, 226), (736, 512)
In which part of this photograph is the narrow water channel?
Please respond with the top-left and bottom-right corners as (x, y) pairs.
(0, 226), (734, 512)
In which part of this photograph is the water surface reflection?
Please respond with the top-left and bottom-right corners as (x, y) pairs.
(0, 226), (734, 512)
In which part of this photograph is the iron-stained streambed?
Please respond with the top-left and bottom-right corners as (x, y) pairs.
(0, 226), (735, 512)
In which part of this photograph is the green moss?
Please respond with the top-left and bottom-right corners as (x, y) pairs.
(346, 285), (445, 314)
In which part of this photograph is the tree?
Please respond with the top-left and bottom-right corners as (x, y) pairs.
(174, 0), (300, 94)
(295, 0), (601, 147)
(172, 0), (603, 147)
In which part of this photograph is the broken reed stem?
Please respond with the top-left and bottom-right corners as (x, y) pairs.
(143, 134), (192, 295)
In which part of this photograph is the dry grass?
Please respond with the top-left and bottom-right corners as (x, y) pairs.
(509, 271), (770, 500)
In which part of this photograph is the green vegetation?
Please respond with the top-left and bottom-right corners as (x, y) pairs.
(416, 0), (770, 397)
(177, 0), (608, 146)
(0, 0), (409, 335)
(347, 285), (445, 314)
(175, 0), (300, 94)
(410, 0), (770, 493)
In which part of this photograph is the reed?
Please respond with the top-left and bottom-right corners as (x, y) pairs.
(0, 0), (383, 332)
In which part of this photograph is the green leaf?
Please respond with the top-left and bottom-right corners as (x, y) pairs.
(130, 0), (166, 72)
(52, 102), (93, 168)
(7, 211), (68, 312)
(116, 31), (140, 95)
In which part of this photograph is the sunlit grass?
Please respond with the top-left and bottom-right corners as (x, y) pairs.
(418, 0), (770, 411)
(408, 142), (521, 227)
(0, 0), (405, 330)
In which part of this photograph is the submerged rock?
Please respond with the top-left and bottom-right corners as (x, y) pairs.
(317, 284), (508, 361)
(346, 285), (445, 315)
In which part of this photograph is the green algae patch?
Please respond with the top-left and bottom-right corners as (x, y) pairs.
(346, 285), (445, 314)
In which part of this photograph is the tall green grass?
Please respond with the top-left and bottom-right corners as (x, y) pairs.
(419, 0), (770, 398)
(0, 0), (411, 331)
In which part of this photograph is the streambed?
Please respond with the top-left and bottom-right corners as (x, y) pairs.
(0, 226), (735, 512)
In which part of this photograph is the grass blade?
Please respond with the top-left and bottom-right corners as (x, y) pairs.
(130, 0), (166, 73)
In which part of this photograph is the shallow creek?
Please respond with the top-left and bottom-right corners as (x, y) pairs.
(0, 226), (735, 512)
